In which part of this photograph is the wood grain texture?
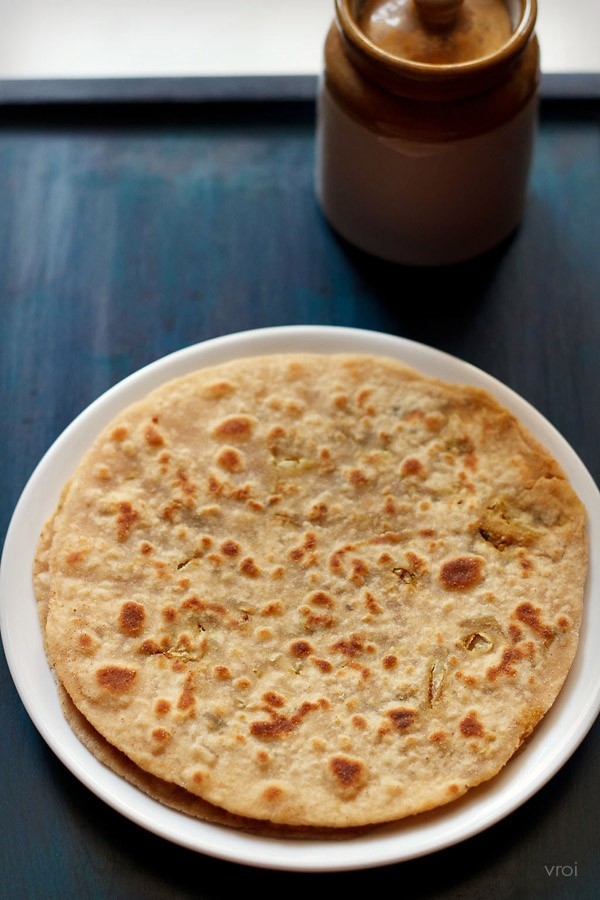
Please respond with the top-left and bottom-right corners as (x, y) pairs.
(0, 92), (599, 898)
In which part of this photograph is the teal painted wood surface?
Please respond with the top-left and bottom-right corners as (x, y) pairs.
(0, 95), (599, 899)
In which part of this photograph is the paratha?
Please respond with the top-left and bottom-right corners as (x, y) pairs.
(34, 513), (369, 840)
(37, 353), (587, 828)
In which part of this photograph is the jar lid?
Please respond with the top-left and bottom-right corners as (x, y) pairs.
(335, 0), (537, 100)
(359, 0), (511, 66)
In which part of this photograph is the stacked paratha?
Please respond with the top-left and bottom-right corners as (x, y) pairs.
(35, 354), (587, 830)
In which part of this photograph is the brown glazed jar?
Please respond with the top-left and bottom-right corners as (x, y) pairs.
(315, 0), (540, 265)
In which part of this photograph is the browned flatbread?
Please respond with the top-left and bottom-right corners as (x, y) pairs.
(37, 354), (587, 829)
(34, 517), (369, 839)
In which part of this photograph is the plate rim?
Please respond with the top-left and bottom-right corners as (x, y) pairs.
(2, 323), (600, 872)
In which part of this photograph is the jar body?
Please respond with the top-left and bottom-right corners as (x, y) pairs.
(315, 18), (540, 266)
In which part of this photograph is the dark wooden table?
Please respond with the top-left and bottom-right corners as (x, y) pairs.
(1, 76), (599, 899)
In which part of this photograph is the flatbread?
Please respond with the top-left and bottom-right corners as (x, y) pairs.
(34, 510), (369, 840)
(38, 353), (587, 828)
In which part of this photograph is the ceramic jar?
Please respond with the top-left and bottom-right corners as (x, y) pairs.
(315, 0), (540, 266)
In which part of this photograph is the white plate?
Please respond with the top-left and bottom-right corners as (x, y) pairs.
(2, 325), (600, 872)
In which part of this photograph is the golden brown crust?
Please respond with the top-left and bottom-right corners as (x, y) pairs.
(36, 354), (588, 828)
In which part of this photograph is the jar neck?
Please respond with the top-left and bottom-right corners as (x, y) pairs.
(334, 0), (537, 101)
(323, 23), (540, 142)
